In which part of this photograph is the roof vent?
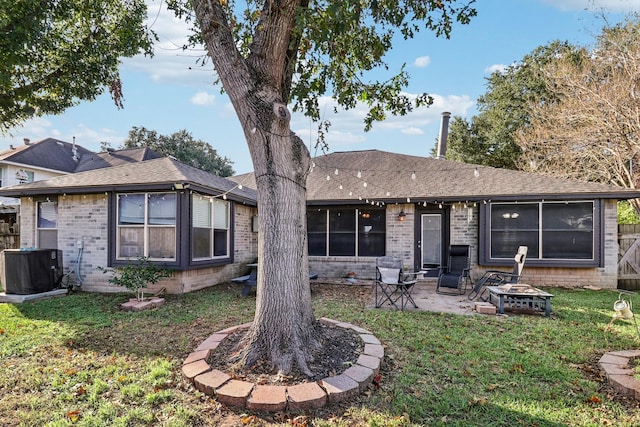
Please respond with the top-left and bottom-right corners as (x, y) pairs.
(23, 138), (30, 145)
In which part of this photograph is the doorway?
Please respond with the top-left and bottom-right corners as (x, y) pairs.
(414, 209), (448, 276)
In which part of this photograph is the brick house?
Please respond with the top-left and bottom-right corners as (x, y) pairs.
(235, 149), (640, 289)
(1, 149), (639, 293)
(0, 157), (258, 293)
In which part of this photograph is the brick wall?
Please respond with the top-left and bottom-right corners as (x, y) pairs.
(309, 200), (621, 288)
(471, 199), (619, 289)
(17, 194), (259, 294)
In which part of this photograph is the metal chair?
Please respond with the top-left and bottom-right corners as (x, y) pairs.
(436, 245), (471, 295)
(374, 256), (418, 310)
(468, 246), (528, 301)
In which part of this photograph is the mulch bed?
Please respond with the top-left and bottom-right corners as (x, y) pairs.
(207, 323), (364, 385)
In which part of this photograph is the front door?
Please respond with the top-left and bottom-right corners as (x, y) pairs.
(415, 209), (448, 276)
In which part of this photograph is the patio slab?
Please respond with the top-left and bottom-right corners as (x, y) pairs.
(369, 279), (480, 315)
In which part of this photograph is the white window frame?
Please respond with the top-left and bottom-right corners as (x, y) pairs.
(191, 194), (230, 261)
(116, 192), (177, 261)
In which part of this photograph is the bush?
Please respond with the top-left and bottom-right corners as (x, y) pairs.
(99, 257), (172, 301)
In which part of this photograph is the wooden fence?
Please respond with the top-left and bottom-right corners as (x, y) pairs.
(619, 224), (640, 290)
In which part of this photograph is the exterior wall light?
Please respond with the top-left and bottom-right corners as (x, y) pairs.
(398, 210), (406, 221)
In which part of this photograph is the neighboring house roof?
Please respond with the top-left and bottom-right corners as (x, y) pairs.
(74, 147), (162, 172)
(232, 150), (640, 203)
(0, 157), (256, 204)
(0, 138), (93, 173)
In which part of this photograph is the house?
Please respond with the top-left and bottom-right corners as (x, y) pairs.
(234, 149), (640, 289)
(1, 148), (638, 293)
(0, 138), (162, 252)
(0, 157), (258, 293)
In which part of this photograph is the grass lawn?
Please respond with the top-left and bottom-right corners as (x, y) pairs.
(1, 282), (640, 426)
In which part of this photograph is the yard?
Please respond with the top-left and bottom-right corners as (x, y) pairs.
(1, 282), (639, 426)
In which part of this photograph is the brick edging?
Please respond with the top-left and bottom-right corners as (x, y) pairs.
(598, 350), (640, 399)
(181, 317), (384, 412)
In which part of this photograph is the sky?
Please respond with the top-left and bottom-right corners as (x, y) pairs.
(1, 0), (639, 175)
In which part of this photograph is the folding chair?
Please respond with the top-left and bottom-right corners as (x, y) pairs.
(436, 245), (471, 295)
(468, 246), (528, 301)
(374, 256), (418, 310)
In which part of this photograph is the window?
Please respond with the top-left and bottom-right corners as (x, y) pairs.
(484, 201), (597, 265)
(16, 169), (34, 184)
(192, 194), (230, 260)
(37, 199), (58, 249)
(307, 207), (385, 257)
(117, 193), (176, 260)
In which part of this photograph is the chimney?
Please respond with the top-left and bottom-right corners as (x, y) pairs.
(23, 138), (30, 145)
(72, 136), (78, 162)
(436, 111), (451, 160)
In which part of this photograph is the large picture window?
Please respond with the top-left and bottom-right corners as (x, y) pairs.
(37, 199), (58, 249)
(485, 201), (596, 265)
(192, 194), (230, 260)
(307, 207), (385, 257)
(117, 193), (176, 260)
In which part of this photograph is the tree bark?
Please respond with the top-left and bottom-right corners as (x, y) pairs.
(192, 0), (321, 375)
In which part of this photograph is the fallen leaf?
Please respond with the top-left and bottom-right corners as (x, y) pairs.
(588, 395), (602, 404)
(66, 410), (81, 422)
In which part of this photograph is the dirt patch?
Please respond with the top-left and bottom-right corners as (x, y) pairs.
(208, 323), (364, 385)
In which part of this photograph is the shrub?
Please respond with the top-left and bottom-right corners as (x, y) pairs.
(99, 257), (172, 301)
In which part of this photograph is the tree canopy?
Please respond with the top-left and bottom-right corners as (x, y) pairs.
(123, 126), (234, 176)
(445, 41), (583, 169)
(0, 0), (153, 133)
(516, 15), (640, 214)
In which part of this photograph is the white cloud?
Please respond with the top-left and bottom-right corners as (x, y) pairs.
(543, 0), (640, 12)
(0, 117), (125, 152)
(122, 1), (216, 86)
(401, 127), (424, 135)
(191, 91), (216, 106)
(485, 63), (508, 74)
(289, 92), (475, 149)
(413, 56), (431, 68)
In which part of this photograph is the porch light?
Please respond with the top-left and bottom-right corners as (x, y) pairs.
(173, 182), (190, 190)
(398, 210), (406, 221)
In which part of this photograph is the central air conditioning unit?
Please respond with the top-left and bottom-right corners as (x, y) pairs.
(0, 249), (63, 295)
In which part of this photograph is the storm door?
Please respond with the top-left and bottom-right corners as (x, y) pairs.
(415, 211), (447, 276)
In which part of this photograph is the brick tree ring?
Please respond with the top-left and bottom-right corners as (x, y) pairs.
(181, 318), (384, 412)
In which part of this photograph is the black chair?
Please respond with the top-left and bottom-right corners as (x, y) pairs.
(468, 246), (528, 301)
(374, 256), (419, 310)
(436, 245), (471, 295)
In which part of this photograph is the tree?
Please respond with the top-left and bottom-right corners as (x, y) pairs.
(0, 0), (154, 133)
(516, 16), (640, 215)
(446, 41), (583, 169)
(163, 0), (476, 375)
(123, 126), (234, 176)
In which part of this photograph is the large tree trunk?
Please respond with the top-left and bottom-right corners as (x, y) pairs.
(192, 0), (321, 376)
(239, 110), (321, 376)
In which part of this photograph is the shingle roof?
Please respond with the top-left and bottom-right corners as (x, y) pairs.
(232, 150), (640, 202)
(0, 138), (93, 173)
(74, 147), (162, 172)
(0, 157), (256, 203)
